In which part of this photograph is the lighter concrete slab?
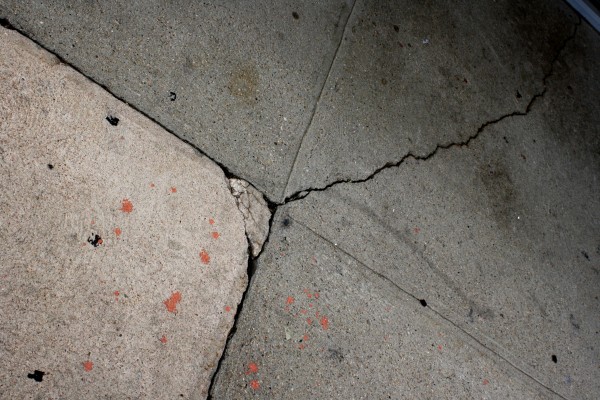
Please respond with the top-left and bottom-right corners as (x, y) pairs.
(0, 27), (249, 398)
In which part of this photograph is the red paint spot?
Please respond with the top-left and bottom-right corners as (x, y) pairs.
(286, 296), (295, 305)
(120, 198), (133, 213)
(83, 361), (93, 372)
(212, 232), (220, 239)
(246, 362), (259, 375)
(298, 343), (305, 350)
(303, 334), (309, 342)
(97, 238), (103, 245)
(303, 289), (312, 299)
(160, 335), (167, 344)
(114, 290), (120, 301)
(314, 292), (320, 299)
(300, 309), (308, 315)
(413, 227), (420, 234)
(309, 303), (313, 308)
(200, 249), (211, 264)
(315, 311), (320, 318)
(438, 345), (443, 351)
(164, 291), (182, 313)
(306, 318), (313, 325)
(320, 316), (329, 330)
(249, 380), (260, 390)
(209, 218), (215, 225)
(114, 227), (122, 237)
(170, 187), (177, 193)
(483, 379), (489, 385)
(225, 306), (232, 312)
(150, 183), (155, 188)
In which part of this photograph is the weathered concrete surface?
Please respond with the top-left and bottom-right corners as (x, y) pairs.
(212, 21), (600, 400)
(0, 1), (580, 203)
(229, 178), (272, 258)
(0, 0), (353, 202)
(283, 0), (580, 197)
(0, 27), (248, 399)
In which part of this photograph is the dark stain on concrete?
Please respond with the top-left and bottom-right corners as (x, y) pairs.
(227, 63), (259, 105)
(480, 161), (517, 231)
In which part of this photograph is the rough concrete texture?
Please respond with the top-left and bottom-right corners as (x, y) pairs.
(0, 27), (248, 398)
(283, 0), (581, 198)
(0, 0), (354, 202)
(0, 0), (581, 202)
(229, 178), (272, 258)
(212, 20), (600, 400)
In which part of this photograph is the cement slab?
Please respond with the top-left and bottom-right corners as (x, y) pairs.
(210, 210), (558, 399)
(283, 0), (580, 198)
(0, 27), (248, 398)
(0, 0), (353, 202)
(276, 21), (600, 399)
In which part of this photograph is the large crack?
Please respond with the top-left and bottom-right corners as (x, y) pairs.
(282, 16), (582, 205)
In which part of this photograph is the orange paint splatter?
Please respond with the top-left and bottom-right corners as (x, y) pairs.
(160, 335), (167, 344)
(83, 361), (93, 372)
(249, 380), (260, 390)
(303, 334), (309, 342)
(298, 343), (306, 350)
(483, 379), (489, 385)
(320, 316), (329, 330)
(246, 362), (259, 375)
(212, 232), (220, 239)
(114, 227), (122, 237)
(225, 306), (232, 312)
(209, 218), (215, 225)
(170, 187), (177, 193)
(150, 183), (155, 188)
(120, 198), (133, 213)
(164, 291), (182, 313)
(199, 249), (211, 264)
(286, 296), (295, 305)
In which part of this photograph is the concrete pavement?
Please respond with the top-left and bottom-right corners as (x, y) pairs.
(1, 0), (599, 399)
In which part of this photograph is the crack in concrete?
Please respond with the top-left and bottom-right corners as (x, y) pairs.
(282, 0), (358, 201)
(293, 217), (569, 400)
(282, 17), (582, 205)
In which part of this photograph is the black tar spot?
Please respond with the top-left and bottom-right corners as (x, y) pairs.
(106, 116), (119, 126)
(87, 233), (102, 247)
(169, 92), (177, 101)
(27, 370), (45, 382)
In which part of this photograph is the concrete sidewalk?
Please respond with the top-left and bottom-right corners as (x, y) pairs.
(1, 0), (599, 399)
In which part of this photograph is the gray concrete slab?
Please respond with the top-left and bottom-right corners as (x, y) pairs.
(251, 21), (598, 399)
(0, 27), (250, 398)
(283, 0), (580, 198)
(0, 0), (353, 202)
(211, 210), (559, 399)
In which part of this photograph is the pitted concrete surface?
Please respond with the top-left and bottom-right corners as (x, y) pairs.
(0, 27), (249, 398)
(1, 0), (599, 399)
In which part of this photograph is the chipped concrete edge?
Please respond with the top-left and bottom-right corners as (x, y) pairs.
(228, 178), (272, 258)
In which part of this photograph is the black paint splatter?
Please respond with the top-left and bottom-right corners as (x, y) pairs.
(87, 233), (102, 247)
(551, 354), (558, 363)
(27, 370), (45, 382)
(106, 116), (119, 126)
(393, 24), (399, 32)
(582, 250), (589, 260)
(47, 164), (54, 170)
(292, 11), (299, 20)
(169, 92), (177, 101)
(282, 218), (291, 227)
(419, 299), (427, 307)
